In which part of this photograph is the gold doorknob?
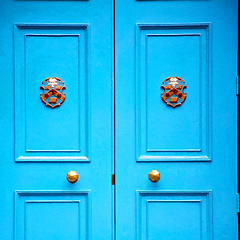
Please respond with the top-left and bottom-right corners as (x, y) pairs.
(66, 171), (79, 183)
(148, 170), (160, 182)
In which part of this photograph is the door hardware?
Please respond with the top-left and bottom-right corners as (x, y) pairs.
(148, 170), (160, 182)
(161, 77), (187, 108)
(66, 171), (79, 183)
(40, 77), (66, 108)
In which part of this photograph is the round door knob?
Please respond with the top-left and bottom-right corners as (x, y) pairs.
(66, 171), (79, 183)
(148, 170), (160, 182)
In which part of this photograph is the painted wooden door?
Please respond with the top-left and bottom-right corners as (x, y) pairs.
(0, 1), (113, 240)
(0, 0), (238, 239)
(115, 0), (238, 239)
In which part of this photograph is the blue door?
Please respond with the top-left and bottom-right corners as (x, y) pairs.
(0, 0), (238, 239)
(0, 1), (113, 239)
(115, 0), (238, 239)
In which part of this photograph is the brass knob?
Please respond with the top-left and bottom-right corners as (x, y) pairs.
(66, 171), (79, 183)
(148, 170), (160, 182)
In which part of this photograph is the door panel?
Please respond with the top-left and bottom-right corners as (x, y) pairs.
(137, 191), (212, 240)
(15, 191), (90, 240)
(0, 1), (113, 240)
(15, 24), (89, 161)
(136, 24), (211, 161)
(115, 0), (238, 239)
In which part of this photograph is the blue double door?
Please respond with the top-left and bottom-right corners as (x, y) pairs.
(0, 0), (238, 239)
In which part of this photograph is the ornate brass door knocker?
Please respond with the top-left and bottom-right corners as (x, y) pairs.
(40, 77), (66, 108)
(161, 77), (187, 108)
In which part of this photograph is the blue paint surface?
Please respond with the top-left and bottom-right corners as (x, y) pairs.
(115, 0), (238, 239)
(0, 1), (113, 240)
(0, 0), (238, 239)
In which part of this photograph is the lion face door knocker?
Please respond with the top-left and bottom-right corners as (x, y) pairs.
(161, 77), (187, 108)
(40, 77), (66, 108)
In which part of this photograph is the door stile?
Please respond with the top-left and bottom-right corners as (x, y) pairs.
(237, 1), (240, 238)
(112, 1), (116, 240)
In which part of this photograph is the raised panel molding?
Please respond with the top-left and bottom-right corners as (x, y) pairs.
(136, 23), (212, 162)
(136, 190), (212, 240)
(15, 190), (91, 240)
(14, 24), (90, 162)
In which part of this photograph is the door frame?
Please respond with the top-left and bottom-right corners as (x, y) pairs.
(238, 2), (240, 239)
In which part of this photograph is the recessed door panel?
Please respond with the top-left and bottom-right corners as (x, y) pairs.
(14, 24), (89, 162)
(136, 24), (211, 161)
(15, 191), (90, 240)
(137, 191), (212, 240)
